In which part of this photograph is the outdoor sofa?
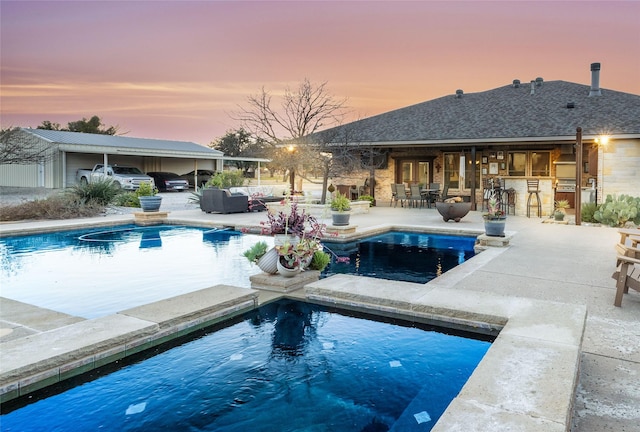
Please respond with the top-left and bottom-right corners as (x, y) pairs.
(200, 188), (248, 214)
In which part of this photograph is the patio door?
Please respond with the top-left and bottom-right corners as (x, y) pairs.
(399, 160), (430, 186)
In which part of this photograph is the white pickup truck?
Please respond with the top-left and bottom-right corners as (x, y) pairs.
(76, 164), (155, 190)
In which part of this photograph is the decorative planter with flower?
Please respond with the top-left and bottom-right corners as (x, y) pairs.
(275, 240), (302, 277)
(483, 198), (506, 237)
(331, 192), (351, 226)
(137, 181), (162, 212)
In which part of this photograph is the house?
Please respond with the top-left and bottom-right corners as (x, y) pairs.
(316, 63), (640, 216)
(0, 129), (268, 189)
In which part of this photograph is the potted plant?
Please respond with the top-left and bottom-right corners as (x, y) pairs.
(243, 240), (278, 274)
(554, 199), (570, 221)
(275, 240), (302, 277)
(483, 197), (506, 237)
(331, 192), (351, 226)
(137, 181), (162, 212)
(308, 249), (331, 271)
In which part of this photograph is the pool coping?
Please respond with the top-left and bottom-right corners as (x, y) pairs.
(305, 274), (587, 432)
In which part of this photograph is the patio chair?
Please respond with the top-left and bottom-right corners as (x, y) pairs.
(408, 184), (425, 208)
(426, 183), (441, 207)
(390, 183), (398, 206)
(394, 184), (408, 207)
(612, 254), (640, 307)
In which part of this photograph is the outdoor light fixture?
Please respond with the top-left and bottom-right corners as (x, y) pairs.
(595, 135), (609, 146)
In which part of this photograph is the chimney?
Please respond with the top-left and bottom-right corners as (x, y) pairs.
(455, 89), (464, 98)
(512, 79), (521, 88)
(530, 80), (535, 95)
(589, 62), (601, 97)
(535, 77), (543, 87)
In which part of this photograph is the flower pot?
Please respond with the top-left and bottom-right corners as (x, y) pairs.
(139, 196), (162, 212)
(331, 212), (350, 226)
(257, 247), (278, 274)
(276, 257), (300, 277)
(484, 218), (506, 237)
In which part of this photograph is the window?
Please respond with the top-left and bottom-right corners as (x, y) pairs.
(507, 151), (550, 176)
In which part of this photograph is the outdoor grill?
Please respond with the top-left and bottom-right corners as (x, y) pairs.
(556, 179), (576, 192)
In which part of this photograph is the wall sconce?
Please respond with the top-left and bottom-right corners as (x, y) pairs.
(435, 162), (441, 173)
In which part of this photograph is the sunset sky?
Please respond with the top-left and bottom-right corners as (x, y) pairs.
(1, 1), (639, 146)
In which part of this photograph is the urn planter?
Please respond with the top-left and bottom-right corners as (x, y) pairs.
(276, 257), (301, 277)
(484, 217), (507, 237)
(139, 196), (162, 212)
(257, 247), (279, 274)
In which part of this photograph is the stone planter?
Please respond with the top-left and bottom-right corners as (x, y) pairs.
(435, 202), (472, 222)
(257, 247), (278, 274)
(484, 217), (507, 237)
(138, 196), (162, 212)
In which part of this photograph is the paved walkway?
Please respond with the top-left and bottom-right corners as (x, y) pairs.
(0, 201), (638, 431)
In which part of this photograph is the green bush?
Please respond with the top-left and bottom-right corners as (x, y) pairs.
(593, 194), (640, 227)
(309, 250), (331, 271)
(581, 202), (599, 223)
(113, 191), (139, 207)
(206, 171), (246, 189)
(358, 194), (375, 207)
(66, 179), (120, 206)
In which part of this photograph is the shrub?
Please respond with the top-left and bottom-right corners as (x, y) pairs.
(593, 194), (640, 227)
(309, 250), (331, 271)
(66, 178), (120, 205)
(331, 192), (351, 212)
(113, 191), (139, 207)
(206, 171), (246, 189)
(581, 202), (599, 223)
(0, 195), (104, 221)
(358, 194), (375, 207)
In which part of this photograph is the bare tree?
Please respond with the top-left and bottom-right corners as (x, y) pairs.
(0, 127), (54, 165)
(234, 78), (347, 193)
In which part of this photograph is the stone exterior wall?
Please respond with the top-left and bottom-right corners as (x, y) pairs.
(599, 139), (640, 202)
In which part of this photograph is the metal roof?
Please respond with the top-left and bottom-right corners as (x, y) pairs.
(20, 128), (225, 159)
(313, 81), (640, 146)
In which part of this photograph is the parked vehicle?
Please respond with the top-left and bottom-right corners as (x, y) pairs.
(179, 170), (216, 188)
(76, 164), (155, 190)
(146, 172), (189, 192)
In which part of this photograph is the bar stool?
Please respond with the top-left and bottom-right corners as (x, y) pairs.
(482, 178), (493, 211)
(526, 179), (542, 218)
(505, 188), (517, 215)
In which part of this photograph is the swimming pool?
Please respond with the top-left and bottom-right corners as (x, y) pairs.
(324, 231), (476, 283)
(1, 299), (491, 431)
(0, 226), (476, 319)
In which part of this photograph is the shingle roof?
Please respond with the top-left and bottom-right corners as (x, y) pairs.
(21, 129), (223, 156)
(317, 81), (640, 144)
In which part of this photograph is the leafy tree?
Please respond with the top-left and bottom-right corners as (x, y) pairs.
(37, 115), (119, 135)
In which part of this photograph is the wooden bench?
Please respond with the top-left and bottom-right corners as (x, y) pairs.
(612, 254), (640, 307)
(615, 228), (640, 266)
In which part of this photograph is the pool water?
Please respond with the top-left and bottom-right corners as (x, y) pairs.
(0, 226), (476, 319)
(324, 231), (476, 283)
(0, 225), (262, 318)
(0, 300), (491, 432)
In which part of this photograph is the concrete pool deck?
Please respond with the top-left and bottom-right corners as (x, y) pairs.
(0, 204), (638, 431)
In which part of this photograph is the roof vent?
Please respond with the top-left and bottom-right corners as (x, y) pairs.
(530, 80), (536, 95)
(535, 77), (544, 87)
(455, 89), (463, 98)
(566, 102), (575, 109)
(589, 62), (602, 97)
(512, 79), (521, 88)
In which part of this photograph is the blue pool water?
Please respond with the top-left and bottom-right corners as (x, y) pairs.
(324, 231), (476, 283)
(1, 300), (491, 431)
(0, 226), (476, 319)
